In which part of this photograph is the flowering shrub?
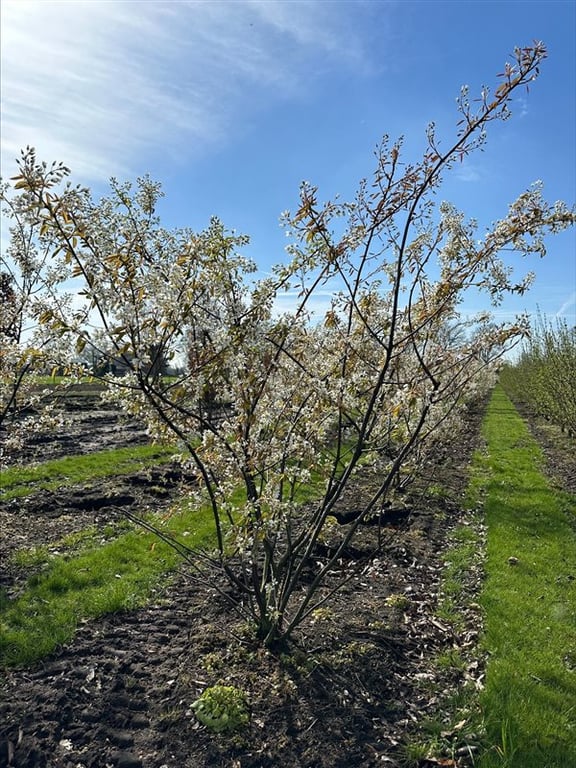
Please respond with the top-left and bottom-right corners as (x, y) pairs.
(0, 208), (75, 466)
(1, 42), (574, 646)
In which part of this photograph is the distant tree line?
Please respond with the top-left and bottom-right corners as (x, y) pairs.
(500, 314), (576, 434)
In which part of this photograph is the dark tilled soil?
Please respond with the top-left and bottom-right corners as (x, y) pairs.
(515, 403), (576, 496)
(7, 393), (150, 466)
(0, 466), (196, 601)
(0, 398), (573, 768)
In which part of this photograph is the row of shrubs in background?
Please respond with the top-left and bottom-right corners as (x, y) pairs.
(500, 314), (576, 435)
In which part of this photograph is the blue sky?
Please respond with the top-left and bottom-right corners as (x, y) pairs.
(1, 0), (575, 324)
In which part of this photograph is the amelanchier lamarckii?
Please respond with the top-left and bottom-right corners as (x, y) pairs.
(2, 42), (574, 647)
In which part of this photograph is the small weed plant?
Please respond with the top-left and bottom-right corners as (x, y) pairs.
(191, 685), (249, 732)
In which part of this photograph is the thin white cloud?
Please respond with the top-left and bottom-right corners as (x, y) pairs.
(247, 0), (366, 62)
(454, 160), (482, 183)
(555, 292), (576, 319)
(272, 288), (336, 320)
(0, 0), (373, 184)
(515, 94), (529, 119)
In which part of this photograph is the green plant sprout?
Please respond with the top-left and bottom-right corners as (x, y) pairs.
(191, 684), (249, 732)
(385, 593), (411, 610)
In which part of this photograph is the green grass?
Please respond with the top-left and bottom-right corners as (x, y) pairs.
(0, 435), (339, 669)
(0, 444), (178, 500)
(32, 375), (97, 384)
(10, 518), (136, 569)
(468, 386), (576, 768)
(0, 500), (216, 667)
(401, 501), (486, 765)
(437, 519), (483, 630)
(1, 442), (215, 669)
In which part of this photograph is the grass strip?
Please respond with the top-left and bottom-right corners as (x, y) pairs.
(0, 436), (342, 669)
(0, 502), (215, 668)
(469, 385), (576, 767)
(0, 444), (177, 500)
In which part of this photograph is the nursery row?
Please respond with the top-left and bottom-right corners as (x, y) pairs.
(500, 315), (576, 434)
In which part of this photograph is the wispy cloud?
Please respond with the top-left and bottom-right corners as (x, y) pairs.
(453, 160), (482, 183)
(555, 292), (576, 319)
(515, 94), (529, 119)
(1, 0), (372, 183)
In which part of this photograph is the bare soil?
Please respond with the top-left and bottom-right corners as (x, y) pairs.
(514, 402), (576, 496)
(0, 465), (196, 601)
(8, 388), (151, 465)
(0, 394), (573, 768)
